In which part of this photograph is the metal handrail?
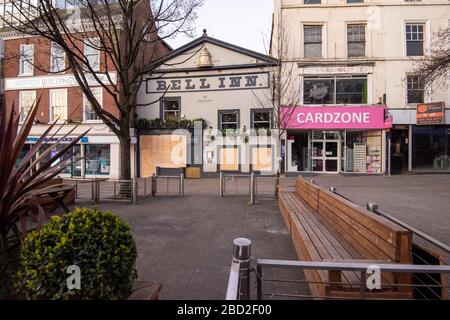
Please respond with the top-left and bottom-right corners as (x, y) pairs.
(326, 186), (450, 254)
(226, 261), (241, 300)
(257, 259), (450, 273)
(366, 204), (450, 254)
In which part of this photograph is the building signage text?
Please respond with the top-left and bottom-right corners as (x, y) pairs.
(5, 72), (118, 90)
(416, 102), (445, 126)
(26, 137), (89, 144)
(282, 106), (392, 130)
(146, 73), (269, 93)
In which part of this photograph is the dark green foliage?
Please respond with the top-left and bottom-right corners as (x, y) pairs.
(137, 118), (208, 130)
(15, 208), (137, 300)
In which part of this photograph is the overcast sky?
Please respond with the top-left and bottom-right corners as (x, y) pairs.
(166, 0), (274, 54)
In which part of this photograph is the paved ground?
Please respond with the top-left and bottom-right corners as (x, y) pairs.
(74, 178), (306, 300)
(72, 174), (450, 299)
(281, 174), (450, 252)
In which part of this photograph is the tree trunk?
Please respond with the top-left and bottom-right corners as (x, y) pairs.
(119, 136), (132, 181)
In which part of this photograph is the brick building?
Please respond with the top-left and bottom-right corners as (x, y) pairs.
(0, 0), (171, 179)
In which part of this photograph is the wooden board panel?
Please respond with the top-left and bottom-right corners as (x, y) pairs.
(220, 147), (239, 171)
(140, 135), (187, 177)
(252, 147), (273, 172)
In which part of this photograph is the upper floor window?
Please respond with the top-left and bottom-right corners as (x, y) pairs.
(304, 25), (322, 58)
(161, 97), (180, 121)
(304, 0), (321, 3)
(251, 110), (272, 129)
(303, 75), (368, 105)
(19, 91), (36, 123)
(407, 75), (424, 104)
(84, 38), (100, 71)
(84, 88), (102, 122)
(219, 110), (240, 131)
(50, 42), (66, 73)
(406, 23), (424, 56)
(50, 89), (68, 122)
(347, 25), (366, 57)
(347, 0), (364, 3)
(19, 44), (34, 76)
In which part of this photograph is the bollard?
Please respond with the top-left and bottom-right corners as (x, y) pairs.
(329, 186), (337, 193)
(309, 179), (315, 184)
(220, 172), (224, 197)
(233, 238), (252, 300)
(367, 203), (379, 214)
(180, 173), (185, 197)
(132, 178), (138, 204)
(151, 174), (157, 197)
(250, 172), (255, 205)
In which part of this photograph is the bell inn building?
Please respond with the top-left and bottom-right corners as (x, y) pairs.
(274, 0), (450, 174)
(137, 31), (279, 177)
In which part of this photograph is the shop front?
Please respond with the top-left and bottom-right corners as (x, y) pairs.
(19, 134), (127, 179)
(283, 106), (392, 174)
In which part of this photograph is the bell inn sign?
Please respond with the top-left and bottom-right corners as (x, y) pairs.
(146, 72), (269, 94)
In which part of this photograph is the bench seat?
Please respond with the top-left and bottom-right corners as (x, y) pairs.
(279, 190), (411, 298)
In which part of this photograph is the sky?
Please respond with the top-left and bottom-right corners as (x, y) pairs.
(166, 0), (274, 54)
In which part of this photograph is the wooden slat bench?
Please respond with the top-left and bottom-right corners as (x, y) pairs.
(278, 177), (413, 299)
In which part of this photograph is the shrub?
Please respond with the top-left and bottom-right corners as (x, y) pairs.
(14, 208), (137, 300)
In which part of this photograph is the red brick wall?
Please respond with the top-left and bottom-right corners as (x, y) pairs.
(3, 36), (119, 122)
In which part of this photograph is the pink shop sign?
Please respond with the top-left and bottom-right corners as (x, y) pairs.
(282, 106), (393, 130)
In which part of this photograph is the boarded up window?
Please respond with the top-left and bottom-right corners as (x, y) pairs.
(252, 147), (273, 172)
(140, 135), (187, 177)
(220, 147), (239, 171)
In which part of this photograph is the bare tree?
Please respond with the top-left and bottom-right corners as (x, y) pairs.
(415, 27), (450, 88)
(1, 0), (203, 180)
(253, 21), (301, 174)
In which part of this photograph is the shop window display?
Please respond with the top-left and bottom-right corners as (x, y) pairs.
(345, 131), (382, 173)
(412, 126), (450, 171)
(85, 144), (111, 175)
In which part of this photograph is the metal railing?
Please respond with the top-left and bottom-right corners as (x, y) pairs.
(220, 172), (278, 205)
(153, 174), (185, 197)
(63, 175), (183, 203)
(225, 238), (450, 300)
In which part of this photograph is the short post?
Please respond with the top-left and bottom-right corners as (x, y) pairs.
(256, 263), (263, 300)
(360, 271), (367, 299)
(151, 174), (157, 197)
(180, 173), (185, 197)
(309, 179), (315, 184)
(250, 172), (256, 205)
(367, 203), (379, 214)
(233, 238), (252, 300)
(329, 186), (337, 193)
(132, 178), (138, 204)
(220, 172), (224, 197)
(94, 179), (100, 203)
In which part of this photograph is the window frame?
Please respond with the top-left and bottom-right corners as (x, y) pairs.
(347, 24), (366, 58)
(303, 75), (368, 105)
(406, 74), (425, 105)
(19, 44), (34, 76)
(49, 88), (68, 123)
(303, 25), (323, 58)
(250, 109), (272, 130)
(405, 23), (425, 57)
(83, 87), (103, 123)
(84, 37), (101, 72)
(19, 90), (36, 123)
(50, 42), (66, 73)
(218, 110), (240, 131)
(160, 97), (181, 121)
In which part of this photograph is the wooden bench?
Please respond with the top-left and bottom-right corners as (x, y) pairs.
(278, 177), (413, 299)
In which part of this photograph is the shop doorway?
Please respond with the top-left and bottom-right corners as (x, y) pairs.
(287, 131), (341, 173)
(390, 128), (409, 174)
